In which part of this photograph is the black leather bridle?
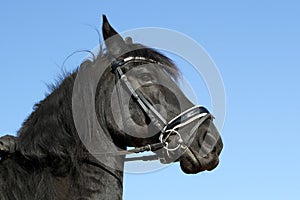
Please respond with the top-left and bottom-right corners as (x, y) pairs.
(110, 56), (212, 162)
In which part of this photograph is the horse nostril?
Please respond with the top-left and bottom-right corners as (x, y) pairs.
(211, 146), (217, 153)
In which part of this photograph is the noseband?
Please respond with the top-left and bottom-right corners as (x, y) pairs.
(111, 56), (212, 162)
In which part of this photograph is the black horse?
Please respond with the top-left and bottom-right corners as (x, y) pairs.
(0, 15), (223, 200)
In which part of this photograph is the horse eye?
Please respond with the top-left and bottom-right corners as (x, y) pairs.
(138, 73), (152, 82)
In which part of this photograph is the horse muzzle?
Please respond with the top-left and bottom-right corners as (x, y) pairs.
(157, 106), (223, 173)
(179, 116), (223, 174)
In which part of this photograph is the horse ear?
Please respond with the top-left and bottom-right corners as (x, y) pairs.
(102, 15), (126, 57)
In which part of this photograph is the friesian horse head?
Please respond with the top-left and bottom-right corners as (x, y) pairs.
(85, 15), (223, 174)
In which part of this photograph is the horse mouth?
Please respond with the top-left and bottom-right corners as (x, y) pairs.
(179, 148), (220, 174)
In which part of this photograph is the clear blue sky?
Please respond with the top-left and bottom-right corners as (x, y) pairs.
(1, 1), (299, 199)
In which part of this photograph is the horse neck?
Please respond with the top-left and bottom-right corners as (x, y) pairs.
(14, 65), (126, 199)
